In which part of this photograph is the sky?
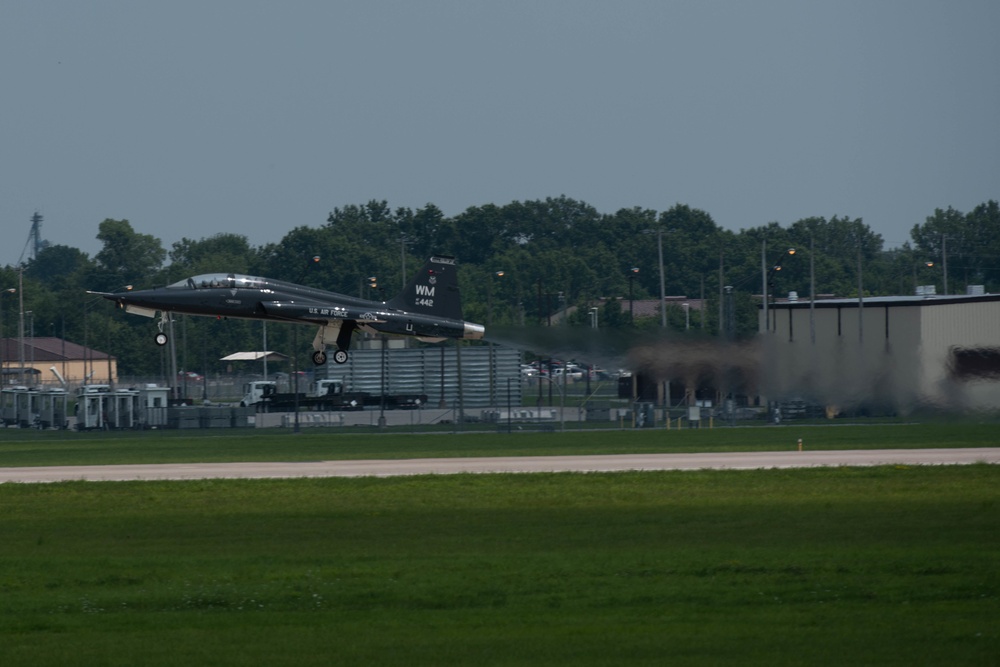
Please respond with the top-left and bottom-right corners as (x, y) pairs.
(2, 0), (998, 268)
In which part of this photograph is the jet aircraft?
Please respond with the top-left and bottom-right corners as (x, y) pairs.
(90, 255), (485, 365)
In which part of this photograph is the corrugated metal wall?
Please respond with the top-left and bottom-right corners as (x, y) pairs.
(765, 297), (1000, 411)
(322, 345), (522, 409)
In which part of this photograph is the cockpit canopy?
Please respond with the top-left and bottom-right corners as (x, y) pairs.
(168, 274), (268, 290)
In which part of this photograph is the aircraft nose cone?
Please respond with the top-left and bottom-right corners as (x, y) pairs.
(463, 322), (486, 340)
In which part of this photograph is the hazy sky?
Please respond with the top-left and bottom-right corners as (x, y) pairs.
(2, 1), (997, 268)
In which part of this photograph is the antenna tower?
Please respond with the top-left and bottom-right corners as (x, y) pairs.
(18, 211), (49, 265)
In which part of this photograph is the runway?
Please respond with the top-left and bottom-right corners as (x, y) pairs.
(0, 448), (997, 483)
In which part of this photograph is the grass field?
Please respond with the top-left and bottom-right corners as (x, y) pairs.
(0, 420), (997, 468)
(0, 467), (997, 665)
(0, 423), (997, 665)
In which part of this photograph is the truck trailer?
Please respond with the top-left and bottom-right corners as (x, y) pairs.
(239, 379), (427, 412)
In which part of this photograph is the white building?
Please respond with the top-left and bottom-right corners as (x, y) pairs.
(761, 291), (1000, 414)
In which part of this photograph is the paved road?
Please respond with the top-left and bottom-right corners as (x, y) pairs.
(0, 448), (997, 483)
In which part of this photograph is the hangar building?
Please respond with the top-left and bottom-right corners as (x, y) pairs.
(760, 290), (1000, 414)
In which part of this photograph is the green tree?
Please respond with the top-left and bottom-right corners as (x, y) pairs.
(24, 245), (94, 290)
(167, 233), (255, 280)
(911, 202), (1000, 293)
(963, 200), (1000, 290)
(92, 219), (166, 291)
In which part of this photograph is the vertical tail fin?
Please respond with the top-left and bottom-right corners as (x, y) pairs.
(388, 255), (464, 321)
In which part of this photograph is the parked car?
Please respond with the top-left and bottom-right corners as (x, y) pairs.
(551, 367), (584, 380)
(583, 365), (613, 381)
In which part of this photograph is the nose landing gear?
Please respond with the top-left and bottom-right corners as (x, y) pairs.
(154, 314), (170, 346)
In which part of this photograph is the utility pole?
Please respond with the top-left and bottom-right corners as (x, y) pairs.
(761, 239), (767, 333)
(809, 233), (815, 344)
(18, 267), (25, 384)
(262, 322), (268, 379)
(657, 229), (666, 327)
(857, 229), (864, 344)
(942, 234), (949, 295)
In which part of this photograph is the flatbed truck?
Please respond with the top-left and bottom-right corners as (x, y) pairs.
(239, 379), (427, 412)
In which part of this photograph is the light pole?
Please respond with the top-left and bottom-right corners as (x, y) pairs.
(913, 261), (935, 293)
(18, 267), (26, 384)
(487, 271), (505, 408)
(294, 255), (322, 432)
(809, 234), (816, 344)
(761, 244), (796, 332)
(262, 321), (268, 379)
(27, 311), (35, 386)
(379, 332), (386, 428)
(0, 288), (15, 384)
(657, 230), (666, 327)
(487, 271), (505, 327)
(723, 286), (734, 340)
(642, 228), (668, 327)
(942, 234), (949, 295)
(628, 267), (639, 325)
(400, 235), (410, 290)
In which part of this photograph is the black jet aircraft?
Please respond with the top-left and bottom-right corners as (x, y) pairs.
(90, 255), (485, 365)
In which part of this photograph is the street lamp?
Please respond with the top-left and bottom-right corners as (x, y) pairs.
(761, 244), (796, 332)
(487, 271), (505, 327)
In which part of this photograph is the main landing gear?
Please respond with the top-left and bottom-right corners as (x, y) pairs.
(312, 321), (356, 366)
(310, 348), (349, 366)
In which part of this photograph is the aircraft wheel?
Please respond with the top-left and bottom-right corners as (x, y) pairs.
(333, 349), (349, 364)
(154, 333), (168, 346)
(312, 350), (327, 366)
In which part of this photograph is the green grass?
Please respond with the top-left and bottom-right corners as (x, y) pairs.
(0, 420), (997, 467)
(0, 466), (997, 665)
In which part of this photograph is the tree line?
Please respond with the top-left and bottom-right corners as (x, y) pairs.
(2, 198), (997, 376)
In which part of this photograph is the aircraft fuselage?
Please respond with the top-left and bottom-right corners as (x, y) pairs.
(94, 256), (485, 365)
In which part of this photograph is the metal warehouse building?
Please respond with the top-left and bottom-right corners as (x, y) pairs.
(760, 291), (1000, 414)
(321, 344), (523, 410)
